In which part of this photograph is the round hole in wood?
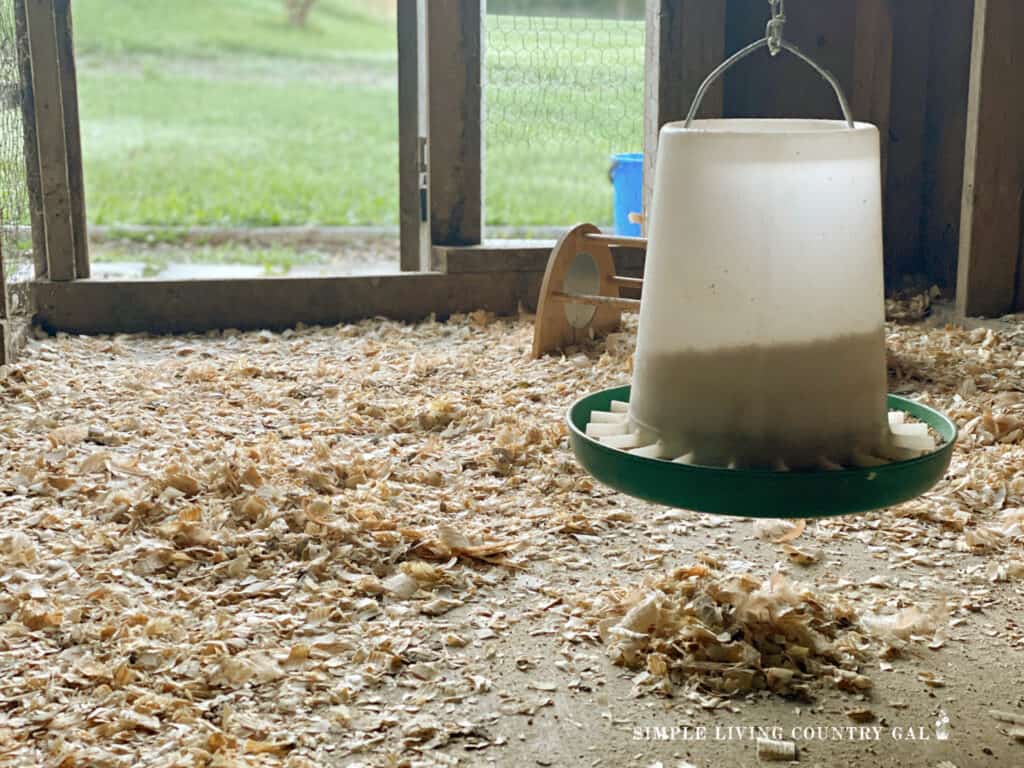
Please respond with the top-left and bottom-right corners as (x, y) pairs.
(563, 251), (600, 329)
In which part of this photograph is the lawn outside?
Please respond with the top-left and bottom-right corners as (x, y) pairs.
(74, 0), (643, 275)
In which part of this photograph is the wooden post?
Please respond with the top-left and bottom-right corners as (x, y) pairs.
(956, 0), (1024, 317)
(0, 235), (6, 320)
(426, 0), (482, 247)
(643, 0), (726, 230)
(398, 0), (429, 271)
(13, 0), (47, 279)
(23, 0), (76, 281)
(54, 0), (88, 279)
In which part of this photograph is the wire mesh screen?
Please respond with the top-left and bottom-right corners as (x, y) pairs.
(0, 0), (32, 296)
(484, 9), (645, 228)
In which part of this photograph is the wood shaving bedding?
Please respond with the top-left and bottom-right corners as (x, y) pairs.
(0, 304), (1020, 765)
(581, 561), (872, 699)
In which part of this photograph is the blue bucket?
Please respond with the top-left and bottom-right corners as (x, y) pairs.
(609, 152), (643, 236)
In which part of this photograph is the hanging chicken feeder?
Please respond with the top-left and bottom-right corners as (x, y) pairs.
(541, 0), (956, 518)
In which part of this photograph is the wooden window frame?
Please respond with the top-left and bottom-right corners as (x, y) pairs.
(12, 0), (1024, 339)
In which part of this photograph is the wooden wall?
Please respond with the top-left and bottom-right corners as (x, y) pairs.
(955, 0), (1024, 317)
(922, 0), (974, 293)
(421, 0), (1020, 316)
(715, 0), (974, 294)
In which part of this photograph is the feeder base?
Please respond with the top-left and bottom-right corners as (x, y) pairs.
(568, 386), (956, 518)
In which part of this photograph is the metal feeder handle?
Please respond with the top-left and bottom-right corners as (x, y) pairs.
(684, 37), (855, 129)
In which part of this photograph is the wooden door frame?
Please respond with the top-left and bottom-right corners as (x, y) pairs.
(398, 0), (429, 271)
(20, 0), (88, 282)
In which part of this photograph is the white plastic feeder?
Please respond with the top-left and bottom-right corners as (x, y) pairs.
(565, 1), (955, 519)
(628, 5), (890, 469)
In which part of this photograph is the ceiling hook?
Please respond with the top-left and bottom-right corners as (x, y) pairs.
(766, 0), (786, 56)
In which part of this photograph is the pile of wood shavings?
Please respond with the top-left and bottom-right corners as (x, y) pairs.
(578, 556), (951, 701)
(0, 306), (1021, 766)
(885, 284), (941, 323)
(587, 559), (872, 698)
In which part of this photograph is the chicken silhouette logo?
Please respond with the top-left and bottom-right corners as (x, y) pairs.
(935, 709), (950, 741)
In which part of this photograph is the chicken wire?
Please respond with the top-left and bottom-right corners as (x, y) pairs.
(484, 11), (645, 227)
(0, 0), (32, 296)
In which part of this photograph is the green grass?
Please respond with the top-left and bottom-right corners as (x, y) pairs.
(73, 0), (394, 60)
(75, 1), (642, 233)
(80, 66), (397, 226)
(77, 0), (398, 229)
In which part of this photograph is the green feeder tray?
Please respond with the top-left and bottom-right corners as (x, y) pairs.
(568, 386), (957, 519)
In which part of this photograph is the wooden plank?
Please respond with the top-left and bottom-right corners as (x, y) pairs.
(13, 0), (47, 278)
(432, 242), (646, 275)
(23, 0), (76, 281)
(54, 0), (88, 279)
(920, 0), (974, 293)
(643, 0), (726, 229)
(398, 0), (428, 271)
(432, 243), (555, 273)
(426, 0), (482, 246)
(956, 0), (1024, 316)
(880, 0), (933, 288)
(33, 273), (548, 335)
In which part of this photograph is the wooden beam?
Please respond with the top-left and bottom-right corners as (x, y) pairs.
(398, 0), (429, 271)
(13, 0), (47, 278)
(432, 243), (555, 273)
(23, 0), (76, 281)
(32, 273), (547, 335)
(431, 242), (646, 276)
(956, 0), (1024, 317)
(32, 235), (652, 335)
(920, 0), (974, 294)
(426, 0), (482, 247)
(54, 0), (88, 279)
(643, 0), (726, 229)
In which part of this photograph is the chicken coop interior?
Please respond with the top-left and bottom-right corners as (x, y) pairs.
(1, 0), (1023, 766)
